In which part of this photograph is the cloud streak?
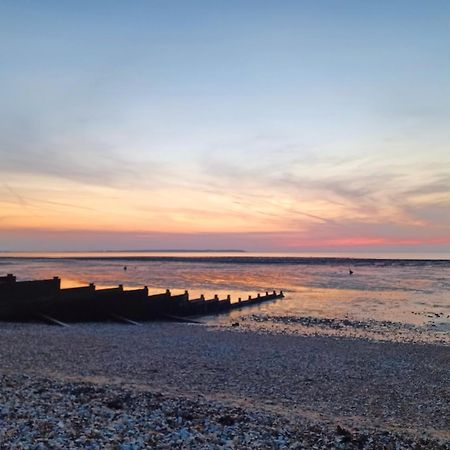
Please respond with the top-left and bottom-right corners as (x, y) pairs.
(0, 1), (449, 251)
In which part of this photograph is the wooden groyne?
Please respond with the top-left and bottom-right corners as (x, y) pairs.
(0, 274), (284, 324)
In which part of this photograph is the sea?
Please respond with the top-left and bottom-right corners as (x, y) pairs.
(1, 251), (449, 343)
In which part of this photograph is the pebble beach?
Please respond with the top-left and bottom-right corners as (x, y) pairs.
(0, 322), (449, 449)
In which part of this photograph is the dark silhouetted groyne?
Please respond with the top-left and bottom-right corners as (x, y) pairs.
(0, 274), (284, 324)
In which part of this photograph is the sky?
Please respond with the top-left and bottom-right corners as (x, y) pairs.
(0, 0), (449, 253)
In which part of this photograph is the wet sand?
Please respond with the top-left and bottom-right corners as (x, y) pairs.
(0, 322), (449, 449)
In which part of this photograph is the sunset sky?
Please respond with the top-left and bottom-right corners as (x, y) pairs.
(1, 1), (449, 252)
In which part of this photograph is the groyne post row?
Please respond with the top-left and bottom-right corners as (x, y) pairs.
(0, 274), (284, 324)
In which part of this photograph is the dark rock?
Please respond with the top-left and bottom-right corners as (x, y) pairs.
(105, 397), (124, 410)
(336, 425), (353, 442)
(69, 385), (98, 397)
(105, 394), (132, 410)
(217, 414), (236, 426)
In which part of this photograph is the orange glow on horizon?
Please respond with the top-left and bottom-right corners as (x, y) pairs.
(1, 163), (449, 251)
(281, 236), (450, 249)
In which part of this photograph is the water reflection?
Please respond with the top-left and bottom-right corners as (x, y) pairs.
(1, 256), (449, 335)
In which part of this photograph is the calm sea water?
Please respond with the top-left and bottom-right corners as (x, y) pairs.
(1, 252), (449, 339)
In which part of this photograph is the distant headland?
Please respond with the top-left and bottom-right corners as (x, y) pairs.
(0, 249), (247, 254)
(99, 249), (247, 253)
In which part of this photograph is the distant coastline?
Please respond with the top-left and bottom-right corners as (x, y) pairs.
(0, 252), (448, 264)
(99, 249), (246, 253)
(0, 249), (246, 254)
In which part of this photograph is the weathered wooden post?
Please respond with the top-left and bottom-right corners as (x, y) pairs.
(6, 274), (16, 285)
(200, 294), (206, 313)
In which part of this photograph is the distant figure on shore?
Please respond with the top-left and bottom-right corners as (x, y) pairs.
(349, 268), (353, 275)
(123, 266), (127, 271)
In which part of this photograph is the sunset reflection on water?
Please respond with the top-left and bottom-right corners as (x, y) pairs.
(1, 255), (449, 335)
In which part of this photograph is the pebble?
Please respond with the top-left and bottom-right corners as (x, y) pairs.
(0, 322), (448, 449)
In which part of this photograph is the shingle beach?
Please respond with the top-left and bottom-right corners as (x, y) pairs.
(0, 322), (449, 449)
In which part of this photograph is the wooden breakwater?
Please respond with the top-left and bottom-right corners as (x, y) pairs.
(0, 274), (284, 324)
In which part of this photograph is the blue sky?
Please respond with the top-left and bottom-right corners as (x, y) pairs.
(0, 1), (449, 252)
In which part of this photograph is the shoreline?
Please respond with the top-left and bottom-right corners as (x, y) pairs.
(219, 313), (450, 346)
(1, 322), (449, 448)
